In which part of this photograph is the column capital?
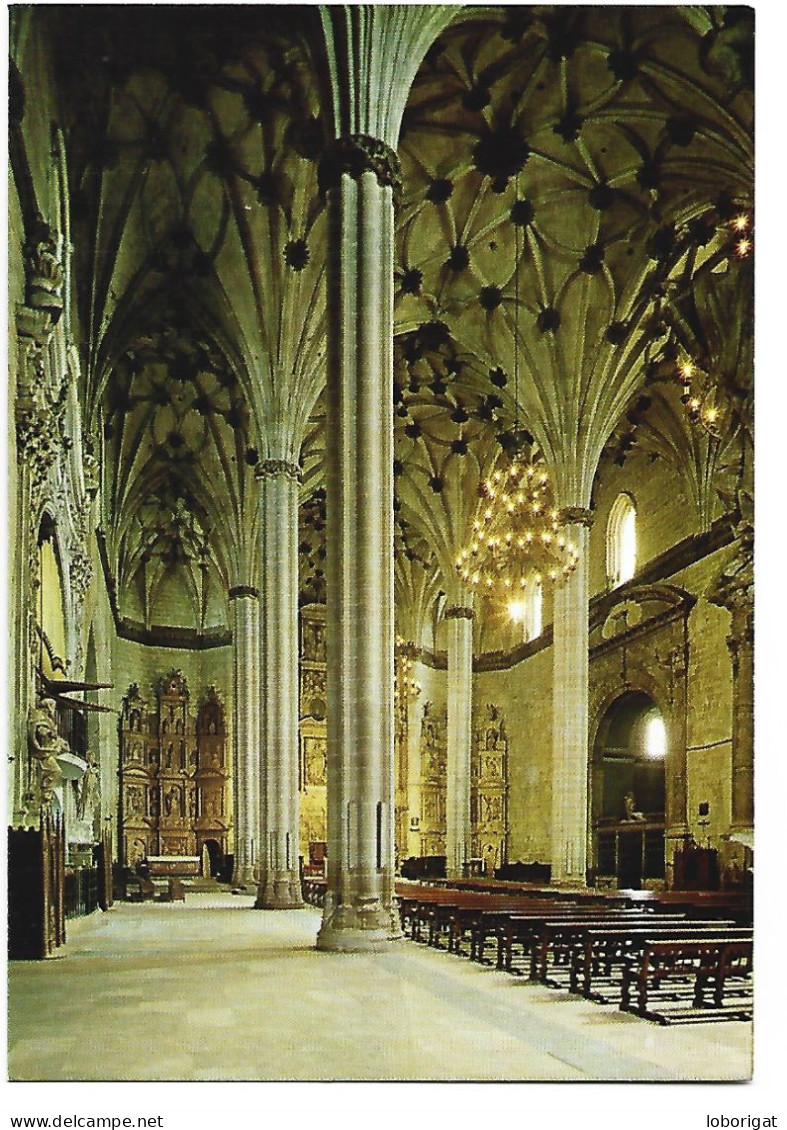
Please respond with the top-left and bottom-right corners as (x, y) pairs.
(318, 134), (403, 203)
(444, 605), (475, 621)
(558, 505), (595, 528)
(228, 585), (259, 601)
(254, 459), (301, 483)
(22, 217), (64, 324)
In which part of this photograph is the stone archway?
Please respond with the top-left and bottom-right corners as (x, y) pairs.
(590, 690), (667, 889)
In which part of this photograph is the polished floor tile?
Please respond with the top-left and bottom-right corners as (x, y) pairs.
(7, 893), (752, 1082)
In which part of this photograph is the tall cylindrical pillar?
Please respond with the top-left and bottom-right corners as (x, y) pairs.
(445, 605), (474, 878)
(255, 461), (303, 909)
(728, 596), (754, 833)
(229, 586), (260, 887)
(317, 153), (401, 951)
(551, 513), (592, 885)
(709, 525), (754, 855)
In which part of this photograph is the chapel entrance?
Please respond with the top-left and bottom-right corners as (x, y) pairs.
(591, 691), (667, 889)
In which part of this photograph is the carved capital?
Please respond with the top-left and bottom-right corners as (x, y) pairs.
(23, 218), (64, 322)
(708, 524), (753, 635)
(558, 506), (595, 528)
(254, 459), (301, 483)
(726, 599), (754, 658)
(16, 303), (55, 350)
(319, 134), (403, 203)
(444, 605), (475, 621)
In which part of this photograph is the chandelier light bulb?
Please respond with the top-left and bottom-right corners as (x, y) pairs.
(736, 238), (752, 258)
(507, 600), (527, 623)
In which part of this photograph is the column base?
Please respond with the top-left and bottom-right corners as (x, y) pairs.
(316, 898), (402, 952)
(232, 866), (257, 890)
(254, 869), (304, 909)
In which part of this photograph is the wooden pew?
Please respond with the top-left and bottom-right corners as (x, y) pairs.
(568, 921), (742, 1000)
(398, 885), (582, 953)
(530, 914), (689, 984)
(497, 908), (647, 974)
(395, 884), (583, 955)
(454, 901), (570, 960)
(619, 936), (753, 1023)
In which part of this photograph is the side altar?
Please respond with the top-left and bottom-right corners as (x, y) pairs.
(119, 671), (230, 872)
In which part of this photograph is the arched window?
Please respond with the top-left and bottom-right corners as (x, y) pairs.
(606, 493), (637, 588)
(641, 710), (667, 760)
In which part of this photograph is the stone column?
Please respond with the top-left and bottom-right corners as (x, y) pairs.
(316, 154), (400, 950)
(445, 604), (474, 878)
(705, 522), (755, 840)
(312, 3), (460, 950)
(664, 627), (691, 883)
(12, 304), (62, 826)
(229, 585), (260, 887)
(709, 524), (754, 840)
(727, 598), (754, 833)
(255, 460), (303, 909)
(551, 510), (593, 885)
(406, 697), (424, 859)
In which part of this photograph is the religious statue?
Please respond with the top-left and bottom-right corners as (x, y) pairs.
(76, 752), (100, 822)
(623, 791), (645, 822)
(28, 697), (67, 807)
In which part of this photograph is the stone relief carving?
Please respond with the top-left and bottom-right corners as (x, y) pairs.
(419, 702), (448, 851)
(81, 433), (100, 498)
(301, 668), (327, 716)
(420, 701), (447, 779)
(303, 735), (327, 787)
(471, 703), (508, 868)
(68, 543), (93, 610)
(301, 618), (326, 663)
(709, 519), (754, 648)
(23, 218), (64, 317)
(27, 696), (67, 811)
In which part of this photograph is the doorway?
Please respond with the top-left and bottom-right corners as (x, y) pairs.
(591, 691), (667, 888)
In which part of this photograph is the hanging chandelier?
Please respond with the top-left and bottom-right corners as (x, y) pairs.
(455, 171), (580, 616)
(456, 458), (579, 604)
(676, 357), (734, 440)
(674, 205), (753, 441)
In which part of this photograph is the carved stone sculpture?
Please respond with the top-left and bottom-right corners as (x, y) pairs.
(28, 697), (67, 807)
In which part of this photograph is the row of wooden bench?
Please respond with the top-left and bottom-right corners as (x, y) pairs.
(395, 882), (752, 1025)
(300, 877), (752, 1023)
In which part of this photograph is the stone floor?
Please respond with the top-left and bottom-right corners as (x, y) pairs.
(7, 892), (752, 1082)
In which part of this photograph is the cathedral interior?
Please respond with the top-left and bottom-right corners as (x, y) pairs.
(7, 3), (757, 1084)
